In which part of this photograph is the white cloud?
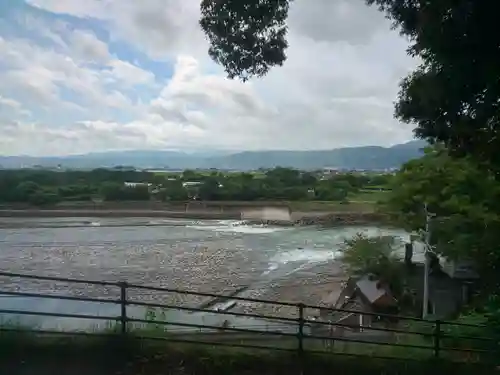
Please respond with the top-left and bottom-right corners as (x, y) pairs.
(106, 59), (155, 86)
(69, 29), (110, 63)
(0, 96), (22, 109)
(26, 0), (208, 60)
(0, 0), (418, 155)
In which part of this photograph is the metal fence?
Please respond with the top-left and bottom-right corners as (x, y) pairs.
(0, 271), (496, 362)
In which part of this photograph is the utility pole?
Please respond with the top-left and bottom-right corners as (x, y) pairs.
(422, 203), (435, 319)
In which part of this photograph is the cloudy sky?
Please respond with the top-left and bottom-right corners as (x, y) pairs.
(0, 0), (417, 156)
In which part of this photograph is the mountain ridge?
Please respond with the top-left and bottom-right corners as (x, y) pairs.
(0, 140), (427, 170)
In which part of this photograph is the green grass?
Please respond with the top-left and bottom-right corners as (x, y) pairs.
(1, 332), (494, 375)
(349, 189), (392, 203)
(0, 306), (496, 374)
(289, 200), (376, 212)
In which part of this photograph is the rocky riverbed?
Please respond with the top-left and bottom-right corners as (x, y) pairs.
(247, 211), (388, 227)
(0, 218), (411, 324)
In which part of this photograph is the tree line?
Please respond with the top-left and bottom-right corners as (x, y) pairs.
(0, 167), (392, 205)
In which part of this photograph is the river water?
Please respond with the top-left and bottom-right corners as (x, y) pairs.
(0, 218), (422, 333)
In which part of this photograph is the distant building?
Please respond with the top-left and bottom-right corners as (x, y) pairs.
(124, 182), (152, 188)
(182, 181), (223, 188)
(182, 181), (203, 188)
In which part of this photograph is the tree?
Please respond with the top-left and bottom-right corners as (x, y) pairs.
(162, 180), (189, 201)
(181, 169), (199, 181)
(264, 167), (301, 187)
(99, 182), (150, 201)
(341, 234), (404, 297)
(15, 181), (40, 201)
(443, 296), (500, 361)
(99, 182), (123, 201)
(365, 0), (500, 169)
(200, 1), (500, 170)
(300, 172), (317, 187)
(198, 177), (221, 200)
(28, 191), (61, 206)
(199, 0), (292, 81)
(384, 147), (500, 290)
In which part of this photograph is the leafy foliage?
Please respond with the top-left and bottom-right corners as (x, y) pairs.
(384, 147), (500, 290)
(99, 182), (150, 201)
(341, 233), (404, 296)
(199, 0), (292, 81)
(0, 168), (390, 205)
(442, 295), (500, 362)
(363, 1), (500, 167)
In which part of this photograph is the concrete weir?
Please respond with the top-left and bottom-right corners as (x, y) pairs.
(240, 207), (292, 224)
(198, 286), (249, 311)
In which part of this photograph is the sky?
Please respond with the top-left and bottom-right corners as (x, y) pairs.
(0, 0), (418, 156)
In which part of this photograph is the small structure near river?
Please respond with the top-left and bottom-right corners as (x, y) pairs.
(240, 206), (292, 223)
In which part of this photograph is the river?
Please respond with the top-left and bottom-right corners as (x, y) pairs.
(0, 217), (423, 332)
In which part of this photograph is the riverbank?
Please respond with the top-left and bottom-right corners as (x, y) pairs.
(0, 209), (241, 220)
(0, 207), (386, 226)
(3, 334), (486, 375)
(0, 200), (376, 212)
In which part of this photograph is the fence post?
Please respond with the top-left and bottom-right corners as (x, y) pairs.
(434, 320), (441, 358)
(119, 281), (128, 335)
(297, 303), (305, 354)
(297, 303), (305, 375)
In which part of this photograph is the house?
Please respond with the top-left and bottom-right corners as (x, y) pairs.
(124, 182), (152, 189)
(320, 275), (398, 331)
(404, 261), (478, 319)
(320, 167), (341, 179)
(401, 243), (479, 319)
(320, 242), (479, 331)
(182, 181), (203, 188)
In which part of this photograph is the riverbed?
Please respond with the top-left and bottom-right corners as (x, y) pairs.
(0, 217), (422, 331)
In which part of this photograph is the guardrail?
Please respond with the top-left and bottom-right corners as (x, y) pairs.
(0, 271), (496, 363)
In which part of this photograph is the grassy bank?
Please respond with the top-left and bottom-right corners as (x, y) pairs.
(0, 307), (495, 375)
(288, 200), (376, 212)
(1, 329), (494, 375)
(0, 199), (377, 213)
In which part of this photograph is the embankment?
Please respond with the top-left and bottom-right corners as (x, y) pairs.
(299, 211), (388, 226)
(0, 201), (385, 226)
(0, 209), (241, 220)
(0, 209), (387, 227)
(248, 212), (389, 227)
(1, 335), (493, 375)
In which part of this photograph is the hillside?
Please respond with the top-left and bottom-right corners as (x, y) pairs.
(0, 140), (427, 170)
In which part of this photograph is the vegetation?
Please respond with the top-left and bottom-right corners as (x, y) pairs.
(341, 234), (405, 297)
(4, 333), (491, 375)
(362, 147), (500, 359)
(0, 308), (495, 374)
(382, 146), (500, 292)
(338, 230), (499, 361)
(0, 167), (393, 206)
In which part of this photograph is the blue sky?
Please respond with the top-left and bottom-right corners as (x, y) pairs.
(0, 0), (416, 156)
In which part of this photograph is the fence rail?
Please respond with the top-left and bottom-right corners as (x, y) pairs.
(0, 271), (496, 363)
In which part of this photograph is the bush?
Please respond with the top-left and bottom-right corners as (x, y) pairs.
(28, 192), (61, 206)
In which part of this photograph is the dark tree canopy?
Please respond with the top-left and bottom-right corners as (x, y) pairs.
(200, 1), (500, 167)
(199, 0), (292, 81)
(368, 1), (500, 168)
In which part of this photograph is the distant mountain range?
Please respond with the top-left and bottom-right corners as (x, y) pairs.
(0, 140), (427, 171)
